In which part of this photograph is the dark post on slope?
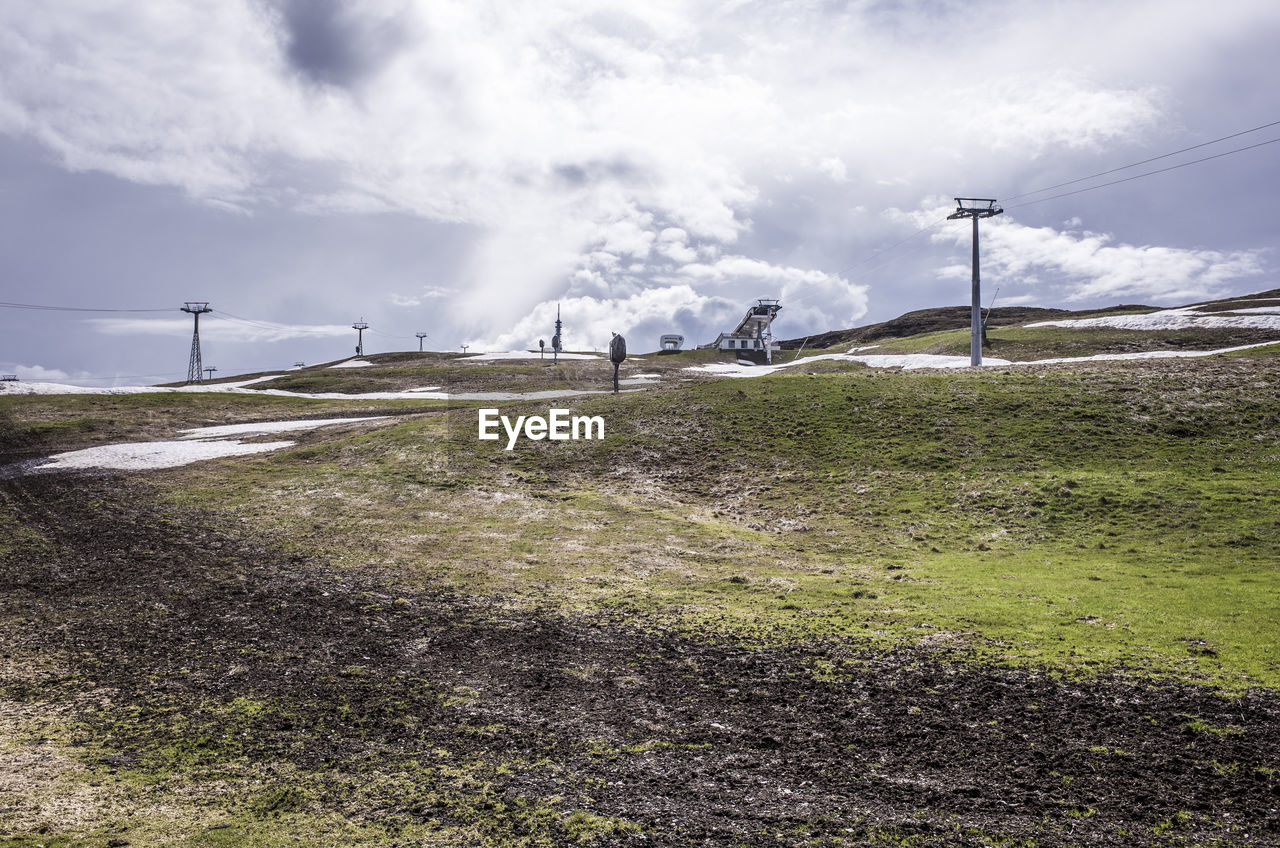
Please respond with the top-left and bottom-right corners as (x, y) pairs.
(552, 304), (564, 364)
(609, 333), (627, 393)
(946, 198), (1003, 366)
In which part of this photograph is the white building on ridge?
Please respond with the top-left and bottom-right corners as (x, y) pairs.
(700, 299), (782, 361)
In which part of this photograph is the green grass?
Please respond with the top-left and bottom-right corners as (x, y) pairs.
(6, 347), (1280, 845)
(147, 357), (1280, 689)
(860, 325), (1280, 361)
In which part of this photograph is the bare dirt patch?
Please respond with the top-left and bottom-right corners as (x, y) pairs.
(3, 474), (1278, 845)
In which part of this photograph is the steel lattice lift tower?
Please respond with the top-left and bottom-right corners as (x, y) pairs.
(181, 302), (212, 383)
(947, 198), (1003, 366)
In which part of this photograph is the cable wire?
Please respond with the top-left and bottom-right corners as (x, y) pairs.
(0, 301), (172, 313)
(1003, 118), (1280, 202)
(1006, 136), (1280, 209)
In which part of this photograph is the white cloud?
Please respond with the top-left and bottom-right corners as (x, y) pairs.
(389, 285), (454, 307)
(4, 364), (72, 381)
(477, 253), (867, 351)
(89, 317), (352, 343)
(2, 0), (1276, 349)
(932, 216), (1267, 303)
(818, 157), (848, 183)
(477, 285), (734, 353)
(655, 227), (698, 264)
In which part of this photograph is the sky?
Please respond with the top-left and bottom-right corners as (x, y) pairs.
(1, 0), (1278, 384)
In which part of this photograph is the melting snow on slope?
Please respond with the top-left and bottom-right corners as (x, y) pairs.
(176, 417), (388, 439)
(685, 341), (1280, 377)
(33, 417), (388, 472)
(463, 350), (601, 360)
(33, 439), (299, 471)
(688, 352), (1012, 376)
(1026, 305), (1280, 331)
(0, 376), (279, 396)
(329, 359), (375, 368)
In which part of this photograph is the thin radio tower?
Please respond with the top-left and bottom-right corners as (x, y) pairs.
(946, 198), (1003, 366)
(181, 302), (212, 383)
(551, 304), (563, 364)
(352, 318), (369, 356)
(416, 332), (428, 352)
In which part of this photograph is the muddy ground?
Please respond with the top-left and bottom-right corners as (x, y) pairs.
(2, 473), (1278, 846)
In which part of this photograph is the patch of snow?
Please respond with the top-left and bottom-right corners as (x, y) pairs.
(35, 439), (298, 471)
(464, 350), (601, 360)
(30, 416), (393, 473)
(685, 340), (1280, 378)
(689, 352), (1010, 377)
(0, 375), (284, 396)
(619, 373), (663, 385)
(1025, 306), (1280, 331)
(178, 416), (387, 440)
(1218, 306), (1280, 315)
(329, 359), (374, 368)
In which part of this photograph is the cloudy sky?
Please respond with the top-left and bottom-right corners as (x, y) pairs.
(2, 0), (1278, 383)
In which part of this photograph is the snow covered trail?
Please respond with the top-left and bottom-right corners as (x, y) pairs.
(30, 417), (389, 472)
(462, 350), (601, 361)
(0, 376), (625, 401)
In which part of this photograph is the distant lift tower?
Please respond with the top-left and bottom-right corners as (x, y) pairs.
(352, 318), (369, 356)
(181, 302), (212, 383)
(947, 198), (1003, 366)
(416, 332), (429, 352)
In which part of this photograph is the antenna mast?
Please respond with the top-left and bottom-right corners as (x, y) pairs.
(180, 302), (212, 384)
(552, 304), (563, 364)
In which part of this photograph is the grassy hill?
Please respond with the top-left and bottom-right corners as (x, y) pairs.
(2, 300), (1279, 846)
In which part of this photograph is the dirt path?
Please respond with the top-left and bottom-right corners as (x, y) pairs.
(2, 474), (1277, 846)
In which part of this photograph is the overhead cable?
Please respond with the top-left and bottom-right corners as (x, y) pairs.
(0, 301), (172, 313)
(1005, 136), (1280, 209)
(1004, 118), (1280, 202)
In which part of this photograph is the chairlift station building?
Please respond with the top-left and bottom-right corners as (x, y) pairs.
(701, 299), (782, 353)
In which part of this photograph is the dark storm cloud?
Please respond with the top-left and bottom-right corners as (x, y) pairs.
(552, 158), (646, 188)
(276, 0), (410, 88)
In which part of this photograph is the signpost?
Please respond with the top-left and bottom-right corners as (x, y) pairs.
(609, 333), (626, 393)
